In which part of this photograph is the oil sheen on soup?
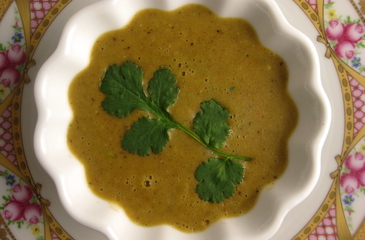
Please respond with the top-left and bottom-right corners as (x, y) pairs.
(67, 4), (298, 233)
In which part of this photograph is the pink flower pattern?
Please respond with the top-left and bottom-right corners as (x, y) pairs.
(0, 5), (24, 170)
(0, 8), (26, 102)
(324, 2), (365, 76)
(343, 23), (365, 43)
(0, 4), (46, 240)
(334, 40), (356, 59)
(327, 21), (364, 59)
(0, 168), (44, 239)
(326, 19), (345, 41)
(339, 150), (365, 233)
(2, 184), (43, 225)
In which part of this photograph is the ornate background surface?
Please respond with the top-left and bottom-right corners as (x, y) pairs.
(0, 0), (364, 239)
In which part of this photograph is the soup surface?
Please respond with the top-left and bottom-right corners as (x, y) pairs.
(68, 4), (298, 232)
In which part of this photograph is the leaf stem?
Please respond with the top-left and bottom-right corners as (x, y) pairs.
(173, 121), (252, 162)
(133, 93), (252, 161)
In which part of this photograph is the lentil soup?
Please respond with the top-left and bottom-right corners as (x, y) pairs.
(67, 4), (298, 233)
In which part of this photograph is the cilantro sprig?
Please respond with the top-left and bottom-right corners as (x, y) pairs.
(100, 61), (252, 203)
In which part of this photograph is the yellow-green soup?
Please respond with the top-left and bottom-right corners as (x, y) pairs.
(68, 4), (298, 233)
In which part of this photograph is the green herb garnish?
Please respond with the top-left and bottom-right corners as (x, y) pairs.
(100, 61), (252, 203)
(196, 157), (244, 203)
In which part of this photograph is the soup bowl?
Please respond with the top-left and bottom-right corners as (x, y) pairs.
(34, 0), (331, 239)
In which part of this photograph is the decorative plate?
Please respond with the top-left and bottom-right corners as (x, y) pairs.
(0, 0), (364, 239)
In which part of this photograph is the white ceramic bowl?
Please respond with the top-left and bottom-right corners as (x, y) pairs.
(34, 0), (331, 239)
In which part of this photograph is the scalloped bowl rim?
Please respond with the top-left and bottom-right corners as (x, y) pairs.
(34, 0), (331, 239)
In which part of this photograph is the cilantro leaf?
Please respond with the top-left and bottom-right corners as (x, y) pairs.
(148, 68), (179, 111)
(195, 157), (244, 203)
(100, 62), (180, 155)
(100, 61), (252, 203)
(100, 62), (180, 120)
(193, 99), (230, 149)
(100, 62), (149, 118)
(122, 117), (174, 156)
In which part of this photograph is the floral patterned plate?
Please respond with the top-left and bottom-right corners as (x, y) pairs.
(33, 0), (330, 239)
(0, 0), (365, 240)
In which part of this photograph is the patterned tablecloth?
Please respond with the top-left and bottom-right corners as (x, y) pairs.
(0, 0), (364, 239)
